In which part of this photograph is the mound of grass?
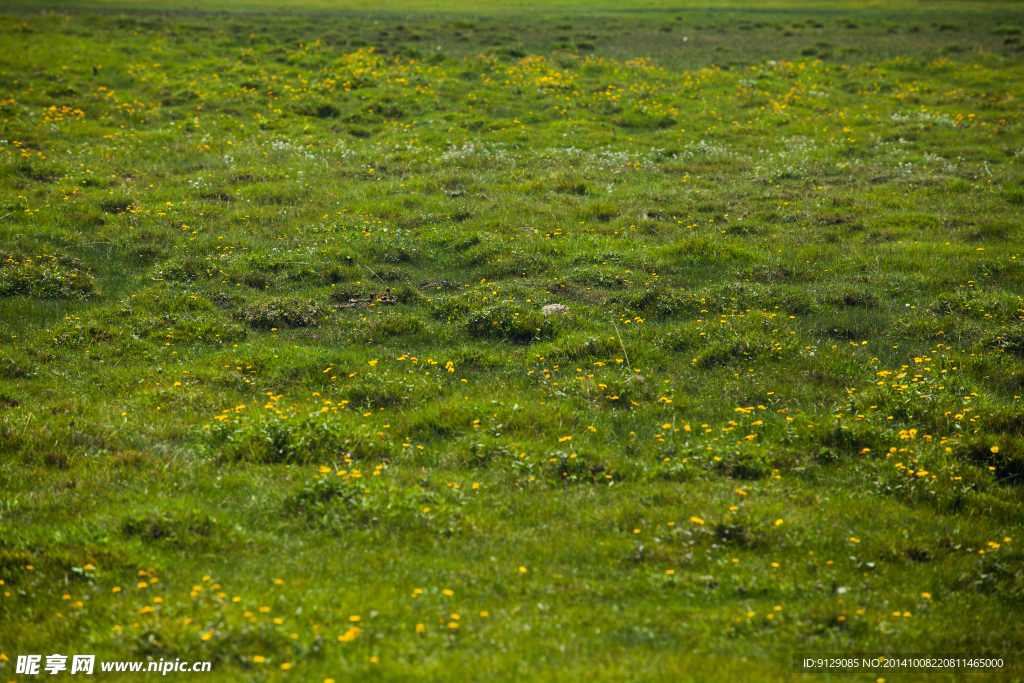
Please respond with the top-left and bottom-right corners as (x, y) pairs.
(465, 305), (558, 343)
(242, 298), (329, 330)
(0, 251), (96, 298)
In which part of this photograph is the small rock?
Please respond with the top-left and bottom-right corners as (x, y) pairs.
(541, 303), (568, 315)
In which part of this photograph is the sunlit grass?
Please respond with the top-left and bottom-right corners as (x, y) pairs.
(0, 6), (1022, 681)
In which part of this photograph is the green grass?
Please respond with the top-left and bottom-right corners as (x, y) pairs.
(10, 0), (1024, 13)
(1, 4), (1024, 681)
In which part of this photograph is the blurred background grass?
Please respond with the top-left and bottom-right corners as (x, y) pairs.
(12, 0), (1024, 14)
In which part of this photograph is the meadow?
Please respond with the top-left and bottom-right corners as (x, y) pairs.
(1, 3), (1023, 681)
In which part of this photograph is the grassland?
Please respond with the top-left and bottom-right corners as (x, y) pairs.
(12, 0), (1024, 13)
(1, 4), (1023, 681)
